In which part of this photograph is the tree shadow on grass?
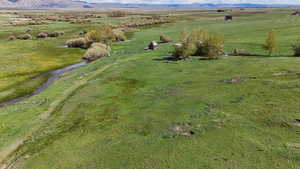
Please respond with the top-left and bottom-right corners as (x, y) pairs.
(228, 53), (298, 58)
(153, 56), (182, 62)
(153, 53), (299, 63)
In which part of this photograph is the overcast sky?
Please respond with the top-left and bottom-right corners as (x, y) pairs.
(85, 0), (300, 4)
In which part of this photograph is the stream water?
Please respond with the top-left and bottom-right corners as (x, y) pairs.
(0, 61), (87, 107)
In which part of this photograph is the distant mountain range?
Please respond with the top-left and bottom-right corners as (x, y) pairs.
(0, 0), (298, 9)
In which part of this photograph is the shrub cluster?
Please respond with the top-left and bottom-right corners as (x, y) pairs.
(10, 21), (49, 26)
(262, 31), (300, 57)
(66, 25), (126, 49)
(84, 25), (127, 45)
(108, 11), (127, 17)
(112, 29), (127, 42)
(66, 38), (88, 48)
(17, 34), (32, 40)
(17, 12), (101, 25)
(69, 19), (92, 24)
(83, 43), (111, 61)
(120, 17), (172, 28)
(173, 30), (224, 59)
(37, 32), (48, 38)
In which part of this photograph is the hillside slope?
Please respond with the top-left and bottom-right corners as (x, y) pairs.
(0, 0), (87, 9)
(0, 0), (297, 9)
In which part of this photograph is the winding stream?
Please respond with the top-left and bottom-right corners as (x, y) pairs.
(0, 61), (87, 107)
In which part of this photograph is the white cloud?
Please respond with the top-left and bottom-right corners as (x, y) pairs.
(84, 0), (300, 4)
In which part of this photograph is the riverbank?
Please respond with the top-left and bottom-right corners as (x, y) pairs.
(0, 61), (87, 107)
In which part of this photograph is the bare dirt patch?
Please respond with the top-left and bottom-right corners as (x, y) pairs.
(287, 143), (300, 151)
(294, 119), (300, 127)
(170, 122), (195, 137)
(223, 76), (256, 84)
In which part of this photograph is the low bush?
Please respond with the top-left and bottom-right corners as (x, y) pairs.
(113, 29), (127, 41)
(85, 25), (126, 45)
(179, 29), (189, 42)
(172, 30), (224, 59)
(25, 28), (32, 33)
(120, 17), (172, 28)
(195, 33), (224, 58)
(65, 38), (87, 48)
(17, 34), (32, 40)
(85, 26), (114, 45)
(108, 11), (127, 17)
(83, 43), (111, 61)
(69, 19), (92, 24)
(160, 35), (172, 43)
(8, 35), (16, 40)
(37, 32), (48, 38)
(48, 32), (60, 37)
(91, 43), (112, 52)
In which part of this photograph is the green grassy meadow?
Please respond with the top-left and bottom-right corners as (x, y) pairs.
(0, 9), (299, 169)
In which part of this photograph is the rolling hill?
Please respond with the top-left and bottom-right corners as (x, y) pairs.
(0, 0), (298, 9)
(0, 0), (88, 9)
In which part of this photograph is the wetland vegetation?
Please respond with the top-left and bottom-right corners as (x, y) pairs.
(0, 8), (299, 169)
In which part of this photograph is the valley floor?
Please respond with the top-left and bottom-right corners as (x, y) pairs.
(0, 9), (299, 169)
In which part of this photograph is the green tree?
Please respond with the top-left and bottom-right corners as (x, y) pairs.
(263, 31), (277, 56)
